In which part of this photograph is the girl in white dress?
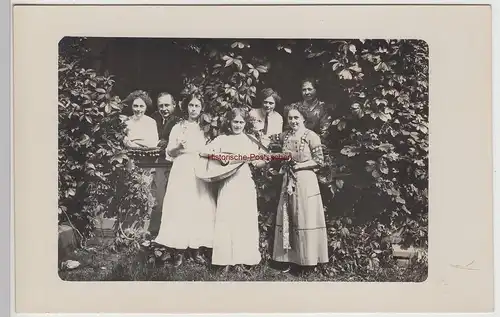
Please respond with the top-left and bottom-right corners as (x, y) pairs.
(154, 94), (217, 267)
(204, 108), (267, 272)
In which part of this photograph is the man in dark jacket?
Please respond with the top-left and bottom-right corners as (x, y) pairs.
(151, 92), (180, 154)
(149, 92), (180, 238)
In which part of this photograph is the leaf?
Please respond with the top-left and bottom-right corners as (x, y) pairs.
(110, 153), (126, 164)
(336, 179), (344, 189)
(284, 47), (292, 53)
(341, 227), (350, 237)
(379, 113), (390, 122)
(233, 59), (243, 71)
(202, 113), (211, 123)
(95, 88), (106, 93)
(332, 63), (341, 71)
(256, 65), (268, 73)
(349, 64), (362, 73)
(379, 165), (389, 174)
(337, 121), (346, 131)
(374, 62), (390, 72)
(79, 134), (90, 145)
(253, 69), (259, 79)
(105, 104), (112, 114)
(222, 55), (231, 61)
(225, 58), (234, 67)
(339, 69), (353, 80)
(396, 196), (406, 204)
(349, 44), (356, 54)
(329, 185), (336, 197)
(351, 103), (363, 118)
(401, 205), (411, 214)
(66, 188), (76, 197)
(340, 146), (358, 157)
(378, 143), (392, 152)
(61, 260), (80, 270)
(375, 99), (388, 106)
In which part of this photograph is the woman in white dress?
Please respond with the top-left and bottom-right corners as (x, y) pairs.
(122, 90), (159, 148)
(154, 93), (217, 267)
(204, 108), (267, 273)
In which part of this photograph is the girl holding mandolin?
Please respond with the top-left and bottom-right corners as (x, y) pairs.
(201, 108), (268, 273)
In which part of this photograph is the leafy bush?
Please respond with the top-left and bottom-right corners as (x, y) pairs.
(58, 37), (154, 248)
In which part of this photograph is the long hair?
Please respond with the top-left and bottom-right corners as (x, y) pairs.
(179, 92), (205, 121)
(222, 107), (252, 135)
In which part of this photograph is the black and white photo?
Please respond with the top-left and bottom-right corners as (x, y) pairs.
(57, 36), (429, 282)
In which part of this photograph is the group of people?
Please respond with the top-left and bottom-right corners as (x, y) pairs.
(122, 79), (333, 275)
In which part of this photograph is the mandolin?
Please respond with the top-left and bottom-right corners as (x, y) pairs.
(195, 133), (271, 183)
(194, 152), (245, 183)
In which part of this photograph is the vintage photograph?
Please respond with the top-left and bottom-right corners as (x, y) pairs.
(58, 37), (429, 282)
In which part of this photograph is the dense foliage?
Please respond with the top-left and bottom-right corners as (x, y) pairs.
(58, 37), (154, 248)
(59, 38), (428, 277)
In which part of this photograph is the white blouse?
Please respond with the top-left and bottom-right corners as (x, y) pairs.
(165, 120), (208, 162)
(124, 115), (159, 148)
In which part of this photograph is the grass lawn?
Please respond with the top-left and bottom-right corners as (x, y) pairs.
(59, 242), (427, 282)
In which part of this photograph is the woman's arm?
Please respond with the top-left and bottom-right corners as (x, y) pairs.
(294, 132), (325, 171)
(165, 123), (183, 159)
(248, 140), (269, 168)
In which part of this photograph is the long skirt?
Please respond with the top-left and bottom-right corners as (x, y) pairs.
(211, 164), (261, 266)
(272, 169), (329, 266)
(154, 153), (216, 249)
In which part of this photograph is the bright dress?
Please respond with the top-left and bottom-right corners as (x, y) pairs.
(271, 128), (329, 266)
(154, 120), (216, 249)
(205, 133), (263, 265)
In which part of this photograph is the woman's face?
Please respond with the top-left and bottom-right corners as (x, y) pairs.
(132, 98), (147, 118)
(287, 109), (305, 131)
(301, 81), (316, 101)
(157, 94), (175, 118)
(187, 97), (202, 120)
(231, 114), (246, 135)
(262, 96), (276, 113)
